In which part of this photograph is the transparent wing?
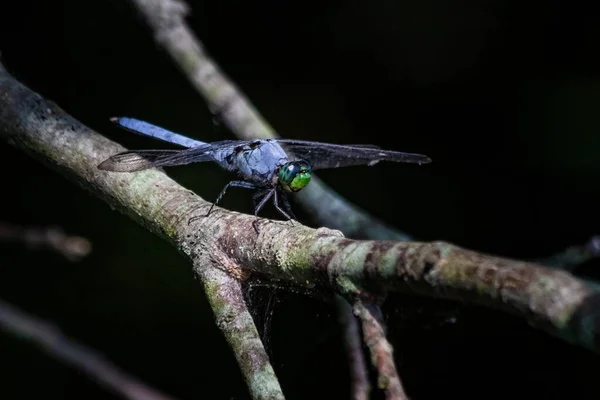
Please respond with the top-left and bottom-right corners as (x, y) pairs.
(97, 149), (209, 172)
(277, 140), (431, 170)
(97, 140), (246, 172)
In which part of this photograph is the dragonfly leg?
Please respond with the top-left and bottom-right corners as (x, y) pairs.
(252, 189), (270, 209)
(277, 189), (297, 223)
(206, 180), (257, 217)
(188, 180), (257, 225)
(273, 189), (295, 223)
(252, 189), (275, 234)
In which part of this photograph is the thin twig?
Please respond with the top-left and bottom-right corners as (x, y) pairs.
(336, 295), (371, 400)
(0, 221), (92, 261)
(128, 0), (412, 241)
(0, 297), (178, 400)
(538, 235), (600, 271)
(353, 300), (408, 400)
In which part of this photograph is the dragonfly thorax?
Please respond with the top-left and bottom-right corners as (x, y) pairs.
(277, 160), (312, 192)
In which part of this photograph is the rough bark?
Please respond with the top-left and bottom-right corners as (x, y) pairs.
(2, 61), (599, 357)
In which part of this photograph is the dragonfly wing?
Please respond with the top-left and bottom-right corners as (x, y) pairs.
(97, 149), (212, 172)
(98, 140), (247, 172)
(277, 140), (431, 170)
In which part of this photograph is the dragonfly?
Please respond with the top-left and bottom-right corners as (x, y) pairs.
(98, 117), (432, 232)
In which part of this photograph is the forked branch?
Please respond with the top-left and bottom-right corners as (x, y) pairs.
(2, 60), (600, 400)
(126, 0), (600, 388)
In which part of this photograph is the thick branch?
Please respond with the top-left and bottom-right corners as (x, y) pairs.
(1, 58), (599, 368)
(128, 0), (411, 241)
(0, 298), (177, 400)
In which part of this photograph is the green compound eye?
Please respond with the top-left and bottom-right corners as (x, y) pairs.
(278, 161), (312, 192)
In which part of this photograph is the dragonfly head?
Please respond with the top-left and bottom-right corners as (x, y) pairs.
(278, 160), (312, 192)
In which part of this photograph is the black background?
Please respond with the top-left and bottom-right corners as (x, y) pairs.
(1, 1), (599, 399)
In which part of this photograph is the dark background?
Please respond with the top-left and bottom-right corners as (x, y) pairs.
(1, 0), (600, 399)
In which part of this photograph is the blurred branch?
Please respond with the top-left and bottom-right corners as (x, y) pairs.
(3, 60), (600, 400)
(128, 0), (412, 241)
(0, 297), (177, 400)
(0, 221), (92, 261)
(539, 235), (600, 271)
(336, 295), (370, 400)
(353, 300), (407, 400)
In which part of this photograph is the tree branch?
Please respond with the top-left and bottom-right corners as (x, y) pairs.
(336, 295), (371, 400)
(120, 3), (600, 392)
(196, 264), (285, 400)
(0, 297), (177, 400)
(2, 59), (600, 400)
(353, 300), (407, 400)
(0, 221), (92, 261)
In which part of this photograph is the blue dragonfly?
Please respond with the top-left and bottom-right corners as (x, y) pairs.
(98, 117), (431, 231)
